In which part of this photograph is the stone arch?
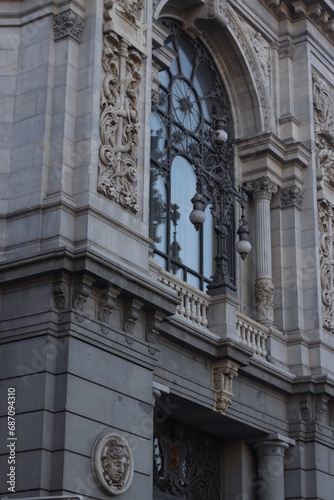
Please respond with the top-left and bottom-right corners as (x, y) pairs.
(152, 0), (275, 139)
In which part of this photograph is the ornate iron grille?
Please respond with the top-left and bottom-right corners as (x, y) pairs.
(153, 419), (221, 499)
(150, 19), (237, 292)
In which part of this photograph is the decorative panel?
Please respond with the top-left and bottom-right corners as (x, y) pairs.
(153, 419), (221, 498)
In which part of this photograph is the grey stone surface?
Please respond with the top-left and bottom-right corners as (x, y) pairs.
(1, 0), (334, 498)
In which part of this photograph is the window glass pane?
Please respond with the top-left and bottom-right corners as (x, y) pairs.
(170, 156), (199, 274)
(153, 254), (166, 270)
(158, 70), (170, 89)
(178, 36), (195, 80)
(151, 112), (167, 159)
(203, 204), (214, 280)
(149, 168), (167, 254)
(187, 273), (200, 290)
(193, 60), (214, 96)
(171, 78), (200, 131)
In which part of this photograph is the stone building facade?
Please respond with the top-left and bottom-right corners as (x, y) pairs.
(1, 0), (334, 499)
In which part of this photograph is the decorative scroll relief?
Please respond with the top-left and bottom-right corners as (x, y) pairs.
(92, 432), (134, 496)
(241, 20), (270, 86)
(313, 73), (334, 188)
(98, 1), (145, 213)
(229, 13), (271, 131)
(318, 199), (334, 333)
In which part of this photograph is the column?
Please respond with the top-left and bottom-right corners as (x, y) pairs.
(247, 177), (278, 325)
(252, 439), (290, 500)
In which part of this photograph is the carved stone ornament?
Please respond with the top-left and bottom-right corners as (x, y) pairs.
(246, 176), (278, 201)
(213, 360), (239, 415)
(229, 15), (271, 130)
(241, 20), (270, 85)
(53, 281), (69, 320)
(98, 1), (145, 213)
(72, 281), (92, 322)
(98, 287), (119, 334)
(146, 311), (163, 355)
(313, 73), (334, 188)
(92, 432), (134, 496)
(280, 185), (303, 209)
(53, 9), (85, 42)
(255, 278), (274, 324)
(107, 0), (144, 24)
(122, 298), (143, 344)
(318, 199), (334, 333)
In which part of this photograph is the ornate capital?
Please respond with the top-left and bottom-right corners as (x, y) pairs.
(246, 176), (278, 201)
(212, 360), (239, 415)
(92, 432), (134, 496)
(255, 278), (274, 324)
(53, 10), (85, 43)
(280, 185), (303, 209)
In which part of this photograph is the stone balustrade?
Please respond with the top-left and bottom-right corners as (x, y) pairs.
(158, 271), (210, 328)
(158, 271), (270, 357)
(236, 312), (268, 358)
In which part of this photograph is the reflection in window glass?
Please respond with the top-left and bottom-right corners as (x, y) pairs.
(203, 204), (214, 280)
(193, 60), (214, 96)
(151, 112), (167, 159)
(178, 36), (195, 80)
(149, 168), (167, 254)
(149, 19), (233, 291)
(170, 156), (199, 274)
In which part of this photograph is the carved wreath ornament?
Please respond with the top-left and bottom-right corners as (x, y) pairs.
(92, 432), (134, 496)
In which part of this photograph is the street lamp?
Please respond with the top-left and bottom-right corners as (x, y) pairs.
(189, 115), (251, 294)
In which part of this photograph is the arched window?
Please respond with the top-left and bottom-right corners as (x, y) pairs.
(150, 19), (238, 292)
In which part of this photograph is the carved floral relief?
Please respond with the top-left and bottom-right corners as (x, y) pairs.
(313, 73), (334, 188)
(318, 199), (334, 333)
(98, 2), (145, 213)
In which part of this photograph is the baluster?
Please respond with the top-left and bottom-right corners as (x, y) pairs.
(190, 296), (196, 322)
(256, 332), (262, 355)
(261, 334), (267, 358)
(184, 292), (190, 319)
(202, 304), (208, 328)
(246, 326), (251, 348)
(195, 299), (202, 325)
(177, 289), (185, 317)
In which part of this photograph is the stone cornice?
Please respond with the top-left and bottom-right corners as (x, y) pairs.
(261, 0), (334, 42)
(237, 132), (311, 186)
(0, 0), (85, 26)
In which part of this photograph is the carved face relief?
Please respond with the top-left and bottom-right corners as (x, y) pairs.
(121, 0), (143, 22)
(92, 433), (134, 496)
